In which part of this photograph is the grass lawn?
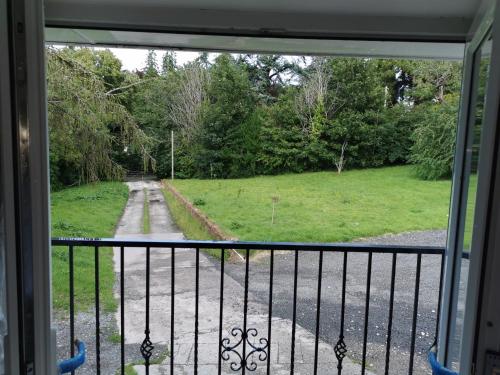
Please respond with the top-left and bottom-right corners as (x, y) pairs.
(167, 166), (453, 243)
(51, 182), (129, 311)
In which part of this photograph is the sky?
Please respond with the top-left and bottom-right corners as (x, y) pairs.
(107, 47), (306, 72)
(109, 48), (202, 71)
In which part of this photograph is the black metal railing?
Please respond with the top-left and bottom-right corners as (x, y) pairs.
(52, 238), (448, 375)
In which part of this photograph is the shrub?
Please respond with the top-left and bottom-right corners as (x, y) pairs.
(410, 97), (458, 179)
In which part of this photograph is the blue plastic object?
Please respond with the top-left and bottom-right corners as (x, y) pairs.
(428, 347), (458, 375)
(58, 340), (86, 374)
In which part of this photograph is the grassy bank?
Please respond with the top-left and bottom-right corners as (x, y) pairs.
(168, 166), (453, 243)
(162, 186), (228, 259)
(51, 182), (128, 311)
(163, 187), (216, 241)
(143, 188), (150, 234)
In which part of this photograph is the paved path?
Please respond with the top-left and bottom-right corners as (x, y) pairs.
(114, 181), (369, 375)
(224, 230), (470, 375)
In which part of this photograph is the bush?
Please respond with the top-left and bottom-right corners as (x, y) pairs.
(410, 97), (458, 179)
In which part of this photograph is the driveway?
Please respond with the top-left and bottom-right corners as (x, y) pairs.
(114, 180), (370, 375)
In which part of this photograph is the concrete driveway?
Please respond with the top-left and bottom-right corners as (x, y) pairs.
(114, 181), (370, 375)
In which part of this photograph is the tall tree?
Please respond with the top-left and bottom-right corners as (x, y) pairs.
(240, 54), (298, 102)
(196, 54), (259, 178)
(162, 51), (177, 76)
(168, 62), (208, 142)
(46, 47), (152, 188)
(144, 50), (159, 77)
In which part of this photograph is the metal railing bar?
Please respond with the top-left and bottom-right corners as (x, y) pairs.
(266, 250), (274, 375)
(95, 246), (101, 375)
(361, 252), (373, 375)
(51, 238), (445, 255)
(217, 248), (225, 375)
(336, 252), (348, 375)
(408, 254), (422, 375)
(384, 253), (397, 375)
(171, 247), (175, 375)
(242, 249), (250, 375)
(69, 245), (75, 375)
(120, 246), (125, 375)
(313, 250), (324, 375)
(194, 247), (200, 375)
(290, 251), (299, 375)
(143, 246), (152, 375)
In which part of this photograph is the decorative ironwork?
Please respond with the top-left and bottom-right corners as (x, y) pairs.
(141, 330), (154, 361)
(52, 238), (453, 375)
(221, 328), (269, 372)
(335, 335), (347, 368)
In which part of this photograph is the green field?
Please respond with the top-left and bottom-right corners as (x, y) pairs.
(51, 182), (129, 311)
(167, 166), (453, 243)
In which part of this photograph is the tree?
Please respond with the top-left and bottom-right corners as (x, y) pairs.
(144, 50), (159, 77)
(196, 54), (259, 178)
(46, 47), (153, 188)
(295, 58), (330, 134)
(409, 61), (462, 104)
(162, 51), (177, 76)
(240, 54), (298, 102)
(168, 62), (208, 142)
(410, 95), (459, 179)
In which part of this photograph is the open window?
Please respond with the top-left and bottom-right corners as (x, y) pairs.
(3, 0), (500, 374)
(438, 2), (500, 373)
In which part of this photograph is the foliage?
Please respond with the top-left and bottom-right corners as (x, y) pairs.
(47, 46), (464, 187)
(162, 188), (225, 259)
(410, 96), (459, 179)
(195, 54), (259, 178)
(169, 166), (453, 242)
(46, 47), (152, 189)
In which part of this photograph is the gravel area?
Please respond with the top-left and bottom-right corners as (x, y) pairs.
(223, 230), (449, 375)
(54, 308), (168, 375)
(353, 230), (447, 247)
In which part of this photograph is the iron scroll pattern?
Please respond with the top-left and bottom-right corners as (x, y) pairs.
(140, 329), (154, 362)
(221, 328), (269, 371)
(334, 335), (347, 371)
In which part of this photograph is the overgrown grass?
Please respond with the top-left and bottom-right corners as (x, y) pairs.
(143, 188), (150, 234)
(169, 166), (453, 243)
(51, 182), (128, 311)
(162, 188), (227, 259)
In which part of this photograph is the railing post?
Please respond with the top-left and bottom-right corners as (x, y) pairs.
(409, 254), (422, 374)
(140, 247), (153, 375)
(218, 248), (225, 375)
(361, 252), (373, 375)
(384, 253), (397, 375)
(194, 248), (200, 375)
(242, 249), (250, 375)
(335, 252), (348, 375)
(69, 245), (75, 375)
(313, 250), (324, 375)
(94, 246), (101, 375)
(170, 247), (175, 375)
(266, 249), (274, 375)
(120, 246), (125, 375)
(290, 251), (299, 375)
